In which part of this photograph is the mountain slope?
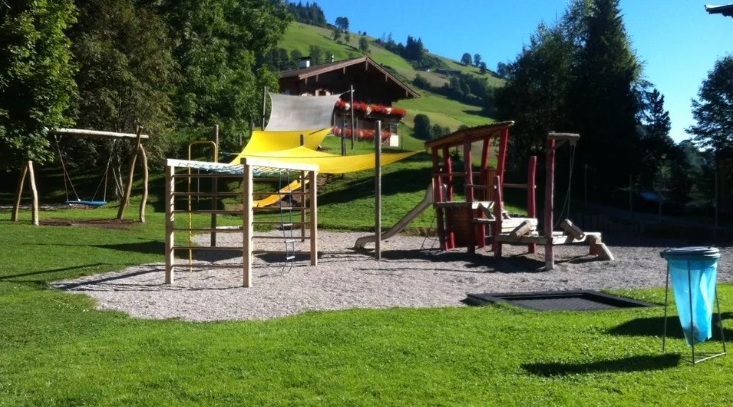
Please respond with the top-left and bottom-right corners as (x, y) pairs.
(277, 22), (501, 132)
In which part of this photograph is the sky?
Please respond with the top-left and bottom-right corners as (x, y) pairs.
(311, 0), (733, 143)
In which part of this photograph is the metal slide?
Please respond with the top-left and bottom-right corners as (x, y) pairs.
(354, 184), (434, 249)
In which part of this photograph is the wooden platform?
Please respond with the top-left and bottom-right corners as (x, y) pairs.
(494, 231), (602, 245)
(474, 216), (538, 234)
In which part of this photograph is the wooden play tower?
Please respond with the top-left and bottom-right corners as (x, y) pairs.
(425, 122), (613, 269)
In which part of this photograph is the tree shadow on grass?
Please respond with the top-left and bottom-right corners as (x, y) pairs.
(53, 267), (162, 291)
(0, 263), (107, 281)
(376, 248), (548, 273)
(608, 314), (733, 340)
(93, 240), (165, 255)
(522, 354), (681, 376)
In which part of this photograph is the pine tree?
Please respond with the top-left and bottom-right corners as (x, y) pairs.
(570, 0), (641, 191)
(687, 56), (733, 155)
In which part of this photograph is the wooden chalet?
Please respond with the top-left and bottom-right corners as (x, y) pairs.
(279, 56), (419, 143)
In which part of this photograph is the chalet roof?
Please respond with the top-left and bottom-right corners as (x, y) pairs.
(280, 56), (419, 99)
(706, 4), (733, 17)
(424, 121), (515, 150)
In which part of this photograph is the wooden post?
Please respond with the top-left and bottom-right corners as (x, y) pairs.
(12, 163), (29, 223)
(341, 113), (346, 156)
(309, 169), (318, 265)
(243, 159), (254, 287)
(497, 128), (510, 189)
(139, 146), (149, 223)
(164, 164), (175, 284)
(12, 161), (40, 226)
(211, 125), (219, 246)
(545, 136), (556, 270)
(27, 161), (39, 226)
(493, 175), (503, 257)
(261, 86), (267, 129)
(463, 134), (475, 253)
(117, 126), (144, 220)
(300, 170), (306, 242)
(350, 85), (355, 149)
(527, 156), (537, 253)
(431, 147), (447, 251)
(544, 132), (579, 269)
(374, 121), (382, 261)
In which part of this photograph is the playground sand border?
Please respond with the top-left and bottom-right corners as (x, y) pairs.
(52, 230), (733, 322)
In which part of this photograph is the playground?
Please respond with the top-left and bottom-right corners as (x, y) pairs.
(5, 94), (733, 405)
(52, 229), (733, 321)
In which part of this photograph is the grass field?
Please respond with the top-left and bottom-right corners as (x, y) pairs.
(2, 204), (733, 405)
(2, 134), (732, 405)
(1, 21), (727, 403)
(395, 91), (494, 130)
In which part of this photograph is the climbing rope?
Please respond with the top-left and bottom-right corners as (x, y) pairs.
(54, 135), (80, 202)
(54, 135), (112, 206)
(89, 142), (114, 203)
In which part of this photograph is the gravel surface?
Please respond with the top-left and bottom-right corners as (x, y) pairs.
(53, 230), (733, 322)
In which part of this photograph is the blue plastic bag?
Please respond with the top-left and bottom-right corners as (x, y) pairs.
(662, 247), (720, 346)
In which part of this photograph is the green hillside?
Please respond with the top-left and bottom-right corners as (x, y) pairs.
(278, 22), (501, 133)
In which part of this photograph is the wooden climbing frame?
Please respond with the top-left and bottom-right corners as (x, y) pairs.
(164, 157), (319, 287)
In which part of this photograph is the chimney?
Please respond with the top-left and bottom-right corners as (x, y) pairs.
(299, 57), (311, 69)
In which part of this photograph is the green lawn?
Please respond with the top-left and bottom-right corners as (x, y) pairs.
(1, 208), (732, 405)
(395, 91), (494, 131)
(2, 133), (730, 405)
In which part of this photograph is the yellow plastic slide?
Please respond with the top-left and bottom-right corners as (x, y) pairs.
(230, 128), (421, 174)
(253, 179), (305, 208)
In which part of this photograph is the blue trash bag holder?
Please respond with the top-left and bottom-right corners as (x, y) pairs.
(661, 247), (720, 346)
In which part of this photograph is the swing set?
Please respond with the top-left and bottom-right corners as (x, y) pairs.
(11, 127), (150, 225)
(53, 134), (113, 208)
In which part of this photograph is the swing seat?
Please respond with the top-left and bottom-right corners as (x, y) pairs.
(67, 199), (107, 208)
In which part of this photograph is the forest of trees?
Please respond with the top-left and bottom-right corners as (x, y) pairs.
(2, 0), (731, 216)
(493, 0), (731, 214)
(376, 34), (445, 71)
(259, 44), (348, 71)
(287, 1), (327, 27)
(0, 0), (292, 182)
(412, 114), (452, 141)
